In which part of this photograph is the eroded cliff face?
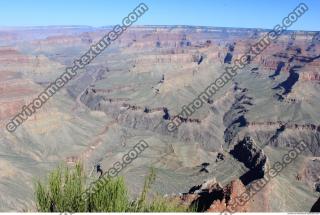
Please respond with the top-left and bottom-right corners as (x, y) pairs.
(223, 83), (251, 145)
(173, 178), (252, 212)
(80, 90), (225, 151)
(0, 26), (319, 211)
(72, 27), (320, 212)
(230, 136), (267, 185)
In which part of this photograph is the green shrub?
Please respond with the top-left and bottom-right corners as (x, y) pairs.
(35, 164), (86, 212)
(35, 163), (191, 212)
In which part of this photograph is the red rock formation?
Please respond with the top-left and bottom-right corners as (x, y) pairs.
(207, 180), (251, 212)
(0, 47), (31, 64)
(300, 71), (320, 81)
(0, 99), (25, 120)
(175, 179), (251, 212)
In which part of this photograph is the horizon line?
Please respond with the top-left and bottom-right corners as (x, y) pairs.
(0, 24), (318, 32)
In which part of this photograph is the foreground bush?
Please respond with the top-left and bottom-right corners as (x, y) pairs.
(35, 164), (190, 212)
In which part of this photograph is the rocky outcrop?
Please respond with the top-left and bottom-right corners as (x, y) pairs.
(223, 43), (235, 64)
(300, 71), (320, 81)
(175, 178), (251, 212)
(311, 197), (320, 212)
(223, 83), (252, 144)
(273, 66), (299, 95)
(269, 61), (285, 79)
(230, 136), (267, 185)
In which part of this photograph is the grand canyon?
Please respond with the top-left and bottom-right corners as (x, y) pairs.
(0, 25), (319, 212)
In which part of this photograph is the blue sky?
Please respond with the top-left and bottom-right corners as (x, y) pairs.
(1, 0), (319, 30)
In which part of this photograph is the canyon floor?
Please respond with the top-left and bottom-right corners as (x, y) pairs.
(0, 26), (319, 212)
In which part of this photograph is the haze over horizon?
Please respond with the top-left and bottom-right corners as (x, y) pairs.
(1, 0), (319, 31)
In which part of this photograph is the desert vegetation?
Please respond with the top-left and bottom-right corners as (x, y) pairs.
(34, 163), (191, 212)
